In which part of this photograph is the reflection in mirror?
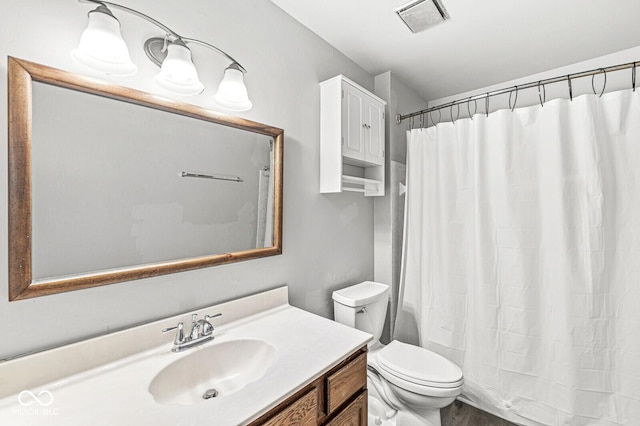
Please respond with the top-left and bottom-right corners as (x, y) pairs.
(32, 82), (274, 278)
(8, 57), (283, 301)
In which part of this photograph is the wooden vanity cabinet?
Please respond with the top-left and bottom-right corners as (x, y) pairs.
(249, 346), (368, 426)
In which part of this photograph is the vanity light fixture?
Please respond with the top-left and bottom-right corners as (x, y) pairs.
(153, 39), (204, 96)
(71, 4), (137, 76)
(72, 0), (252, 110)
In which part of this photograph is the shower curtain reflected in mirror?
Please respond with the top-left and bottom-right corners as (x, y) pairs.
(256, 153), (274, 248)
(396, 90), (640, 425)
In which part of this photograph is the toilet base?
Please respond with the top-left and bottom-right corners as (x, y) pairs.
(368, 378), (445, 426)
(369, 361), (454, 426)
(395, 408), (441, 426)
(368, 395), (396, 426)
(367, 394), (443, 426)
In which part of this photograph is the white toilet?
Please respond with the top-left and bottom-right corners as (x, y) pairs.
(333, 281), (463, 426)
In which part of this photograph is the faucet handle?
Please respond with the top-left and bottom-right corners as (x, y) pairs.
(205, 313), (222, 321)
(162, 322), (186, 345)
(202, 313), (222, 336)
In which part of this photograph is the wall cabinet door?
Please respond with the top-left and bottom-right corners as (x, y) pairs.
(342, 82), (385, 166)
(342, 83), (365, 162)
(363, 94), (384, 166)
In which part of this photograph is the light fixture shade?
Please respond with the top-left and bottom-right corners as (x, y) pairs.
(213, 64), (253, 111)
(71, 7), (137, 76)
(154, 42), (204, 96)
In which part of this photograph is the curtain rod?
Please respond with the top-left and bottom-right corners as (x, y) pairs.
(396, 60), (639, 124)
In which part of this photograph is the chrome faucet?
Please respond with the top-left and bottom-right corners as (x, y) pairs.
(162, 313), (222, 352)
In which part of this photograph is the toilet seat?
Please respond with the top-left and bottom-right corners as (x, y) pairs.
(375, 340), (463, 396)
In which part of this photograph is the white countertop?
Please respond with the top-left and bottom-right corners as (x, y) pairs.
(0, 300), (371, 425)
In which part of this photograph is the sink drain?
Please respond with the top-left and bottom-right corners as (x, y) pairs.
(203, 389), (219, 400)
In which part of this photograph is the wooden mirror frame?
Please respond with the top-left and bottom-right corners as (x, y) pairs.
(8, 57), (283, 301)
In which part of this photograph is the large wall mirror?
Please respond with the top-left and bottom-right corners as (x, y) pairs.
(8, 57), (283, 301)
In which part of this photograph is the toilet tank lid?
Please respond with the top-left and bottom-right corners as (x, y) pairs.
(332, 281), (390, 307)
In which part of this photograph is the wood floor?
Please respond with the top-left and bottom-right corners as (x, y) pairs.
(441, 400), (518, 426)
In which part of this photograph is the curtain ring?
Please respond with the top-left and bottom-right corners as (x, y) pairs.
(409, 115), (414, 130)
(537, 81), (546, 107)
(467, 97), (477, 120)
(591, 68), (607, 97)
(419, 113), (424, 128)
(632, 62), (637, 92)
(485, 93), (490, 117)
(508, 86), (519, 112)
(450, 102), (460, 124)
(430, 109), (441, 127)
(567, 75), (573, 101)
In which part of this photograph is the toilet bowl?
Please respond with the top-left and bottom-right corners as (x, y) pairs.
(332, 281), (463, 426)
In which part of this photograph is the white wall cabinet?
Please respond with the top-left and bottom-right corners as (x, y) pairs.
(320, 75), (386, 196)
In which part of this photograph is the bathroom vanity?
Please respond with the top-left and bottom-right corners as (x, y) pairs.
(0, 287), (370, 425)
(250, 347), (368, 425)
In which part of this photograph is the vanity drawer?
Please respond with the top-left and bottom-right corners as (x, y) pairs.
(326, 390), (367, 426)
(261, 387), (318, 426)
(326, 352), (367, 414)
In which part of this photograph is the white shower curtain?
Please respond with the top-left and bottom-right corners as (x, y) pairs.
(396, 89), (640, 425)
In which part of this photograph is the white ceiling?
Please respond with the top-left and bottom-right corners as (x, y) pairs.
(271, 0), (640, 101)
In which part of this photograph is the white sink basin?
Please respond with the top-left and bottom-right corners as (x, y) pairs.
(148, 338), (277, 405)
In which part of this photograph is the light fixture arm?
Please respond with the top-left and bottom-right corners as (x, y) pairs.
(80, 0), (178, 37)
(78, 0), (247, 73)
(181, 38), (246, 73)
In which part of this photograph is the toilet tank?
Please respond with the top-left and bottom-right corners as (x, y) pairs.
(332, 281), (389, 347)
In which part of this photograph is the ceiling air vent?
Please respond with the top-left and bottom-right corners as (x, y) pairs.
(394, 0), (450, 33)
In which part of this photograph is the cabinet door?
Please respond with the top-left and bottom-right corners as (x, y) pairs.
(363, 95), (385, 166)
(326, 352), (367, 414)
(342, 83), (365, 162)
(326, 391), (367, 426)
(261, 387), (318, 426)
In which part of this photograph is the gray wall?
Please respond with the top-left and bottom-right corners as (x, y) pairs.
(1, 0), (376, 359)
(373, 72), (428, 343)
